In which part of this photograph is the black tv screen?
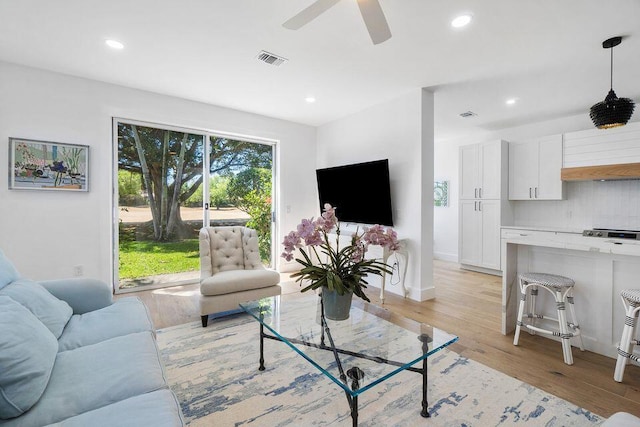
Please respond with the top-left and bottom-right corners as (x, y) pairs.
(316, 159), (394, 226)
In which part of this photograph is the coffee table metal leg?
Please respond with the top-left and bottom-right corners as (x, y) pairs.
(420, 356), (429, 417)
(418, 333), (431, 417)
(347, 367), (364, 426)
(259, 323), (266, 371)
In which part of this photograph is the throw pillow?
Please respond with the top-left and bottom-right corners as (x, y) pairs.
(0, 296), (58, 419)
(0, 249), (20, 290)
(0, 279), (73, 338)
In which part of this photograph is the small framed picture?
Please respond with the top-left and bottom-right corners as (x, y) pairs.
(9, 138), (89, 192)
(434, 180), (449, 207)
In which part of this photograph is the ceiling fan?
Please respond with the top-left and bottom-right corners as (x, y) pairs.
(282, 0), (392, 45)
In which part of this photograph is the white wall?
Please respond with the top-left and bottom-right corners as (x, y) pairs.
(434, 112), (640, 259)
(316, 89), (435, 301)
(0, 61), (318, 284)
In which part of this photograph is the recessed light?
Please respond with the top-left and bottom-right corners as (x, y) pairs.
(305, 97), (316, 103)
(105, 39), (124, 50)
(506, 98), (517, 105)
(451, 14), (472, 28)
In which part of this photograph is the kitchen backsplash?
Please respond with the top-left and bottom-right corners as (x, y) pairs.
(513, 180), (640, 231)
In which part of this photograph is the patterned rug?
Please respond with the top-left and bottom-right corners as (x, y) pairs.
(157, 314), (604, 426)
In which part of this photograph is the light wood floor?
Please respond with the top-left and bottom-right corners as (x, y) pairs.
(117, 260), (640, 418)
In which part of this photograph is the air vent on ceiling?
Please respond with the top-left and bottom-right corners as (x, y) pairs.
(459, 111), (477, 118)
(257, 50), (288, 66)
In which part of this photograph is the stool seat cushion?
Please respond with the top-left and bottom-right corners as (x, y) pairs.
(621, 289), (640, 304)
(519, 272), (574, 289)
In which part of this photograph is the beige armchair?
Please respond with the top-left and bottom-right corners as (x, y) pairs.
(199, 226), (281, 327)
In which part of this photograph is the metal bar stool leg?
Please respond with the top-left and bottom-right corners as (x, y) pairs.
(555, 290), (573, 365)
(614, 298), (640, 382)
(566, 291), (585, 351)
(529, 285), (538, 335)
(513, 278), (527, 346)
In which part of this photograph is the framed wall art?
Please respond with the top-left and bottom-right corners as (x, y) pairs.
(9, 138), (89, 192)
(434, 180), (449, 207)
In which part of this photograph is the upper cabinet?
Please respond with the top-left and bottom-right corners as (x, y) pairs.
(460, 140), (508, 200)
(509, 134), (564, 200)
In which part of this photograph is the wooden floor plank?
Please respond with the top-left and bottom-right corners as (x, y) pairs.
(116, 260), (640, 418)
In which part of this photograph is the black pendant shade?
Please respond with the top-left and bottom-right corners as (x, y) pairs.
(590, 36), (635, 129)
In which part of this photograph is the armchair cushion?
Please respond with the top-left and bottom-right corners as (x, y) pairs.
(58, 297), (154, 352)
(200, 226), (245, 274)
(0, 279), (72, 339)
(200, 269), (280, 296)
(0, 296), (58, 420)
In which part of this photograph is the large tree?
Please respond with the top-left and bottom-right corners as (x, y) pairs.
(118, 123), (271, 241)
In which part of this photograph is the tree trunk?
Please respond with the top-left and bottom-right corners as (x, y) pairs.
(166, 133), (189, 237)
(131, 125), (161, 240)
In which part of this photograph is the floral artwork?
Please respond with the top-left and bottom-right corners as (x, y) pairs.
(9, 138), (88, 191)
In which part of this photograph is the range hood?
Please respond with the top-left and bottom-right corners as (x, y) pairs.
(561, 162), (640, 181)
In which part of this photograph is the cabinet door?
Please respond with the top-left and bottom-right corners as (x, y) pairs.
(459, 200), (481, 265)
(480, 200), (501, 270)
(536, 135), (564, 200)
(508, 141), (538, 200)
(459, 144), (479, 199)
(479, 141), (503, 199)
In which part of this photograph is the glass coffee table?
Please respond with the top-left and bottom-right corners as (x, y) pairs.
(239, 293), (458, 426)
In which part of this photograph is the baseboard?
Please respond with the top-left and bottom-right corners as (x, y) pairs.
(460, 263), (502, 276)
(433, 252), (458, 262)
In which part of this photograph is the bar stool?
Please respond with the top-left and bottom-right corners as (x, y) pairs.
(614, 289), (640, 382)
(513, 272), (585, 365)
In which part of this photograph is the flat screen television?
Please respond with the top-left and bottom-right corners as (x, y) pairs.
(316, 159), (393, 226)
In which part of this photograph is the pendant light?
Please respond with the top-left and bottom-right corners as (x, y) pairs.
(589, 36), (635, 129)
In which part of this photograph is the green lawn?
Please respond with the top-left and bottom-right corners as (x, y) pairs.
(119, 239), (200, 279)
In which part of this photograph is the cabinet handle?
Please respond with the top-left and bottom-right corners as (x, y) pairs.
(529, 187), (532, 198)
(474, 201), (477, 211)
(479, 188), (482, 198)
(535, 187), (538, 198)
(474, 188), (478, 198)
(478, 201), (482, 211)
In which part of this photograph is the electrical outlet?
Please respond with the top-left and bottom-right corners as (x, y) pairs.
(73, 265), (83, 277)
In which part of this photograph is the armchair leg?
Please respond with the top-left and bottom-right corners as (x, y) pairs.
(201, 315), (209, 328)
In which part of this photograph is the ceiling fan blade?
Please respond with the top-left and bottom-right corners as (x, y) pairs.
(283, 0), (342, 30)
(357, 0), (391, 45)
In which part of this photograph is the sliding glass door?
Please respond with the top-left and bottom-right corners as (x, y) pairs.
(114, 119), (276, 292)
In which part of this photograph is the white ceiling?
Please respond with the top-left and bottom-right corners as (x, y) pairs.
(0, 0), (638, 142)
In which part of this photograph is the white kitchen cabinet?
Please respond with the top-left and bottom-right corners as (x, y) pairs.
(509, 135), (564, 200)
(460, 140), (506, 200)
(459, 200), (502, 270)
(459, 140), (510, 273)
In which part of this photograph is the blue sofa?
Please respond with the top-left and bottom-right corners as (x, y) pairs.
(0, 250), (184, 426)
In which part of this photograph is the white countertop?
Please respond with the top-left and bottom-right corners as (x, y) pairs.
(501, 226), (640, 257)
(501, 225), (583, 234)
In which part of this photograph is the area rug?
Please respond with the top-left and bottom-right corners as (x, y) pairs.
(156, 314), (604, 426)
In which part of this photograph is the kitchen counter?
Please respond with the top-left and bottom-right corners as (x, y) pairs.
(501, 227), (640, 359)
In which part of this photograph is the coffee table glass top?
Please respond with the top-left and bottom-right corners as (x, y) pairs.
(239, 293), (458, 397)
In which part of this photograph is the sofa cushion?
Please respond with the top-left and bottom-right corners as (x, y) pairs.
(58, 297), (154, 352)
(4, 331), (168, 427)
(0, 250), (20, 290)
(42, 389), (184, 427)
(200, 268), (280, 296)
(0, 279), (72, 338)
(0, 296), (58, 420)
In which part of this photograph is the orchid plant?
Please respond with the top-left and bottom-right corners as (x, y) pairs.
(281, 203), (400, 302)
